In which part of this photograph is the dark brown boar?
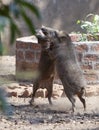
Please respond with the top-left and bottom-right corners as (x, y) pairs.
(41, 27), (86, 112)
(30, 30), (55, 105)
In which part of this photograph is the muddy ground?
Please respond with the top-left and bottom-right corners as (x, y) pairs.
(0, 56), (99, 130)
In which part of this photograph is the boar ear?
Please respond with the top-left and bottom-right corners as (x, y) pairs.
(53, 31), (61, 42)
(53, 31), (58, 37)
(59, 31), (71, 42)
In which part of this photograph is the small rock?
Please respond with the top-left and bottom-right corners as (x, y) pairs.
(1, 118), (8, 123)
(48, 115), (53, 120)
(80, 121), (84, 124)
(19, 89), (29, 98)
(14, 120), (18, 125)
(7, 92), (17, 97)
(35, 89), (45, 98)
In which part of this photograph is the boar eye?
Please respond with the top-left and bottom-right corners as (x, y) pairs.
(60, 37), (66, 41)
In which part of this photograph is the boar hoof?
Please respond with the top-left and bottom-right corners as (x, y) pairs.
(29, 99), (34, 106)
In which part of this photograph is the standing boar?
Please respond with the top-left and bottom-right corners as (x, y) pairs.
(41, 27), (86, 112)
(30, 30), (55, 105)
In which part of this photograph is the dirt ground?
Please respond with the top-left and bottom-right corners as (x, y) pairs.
(0, 96), (99, 130)
(0, 56), (99, 130)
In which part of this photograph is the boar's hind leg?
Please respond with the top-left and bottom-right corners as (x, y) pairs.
(78, 95), (86, 111)
(66, 93), (76, 113)
(30, 81), (39, 105)
(77, 88), (86, 111)
(47, 84), (53, 105)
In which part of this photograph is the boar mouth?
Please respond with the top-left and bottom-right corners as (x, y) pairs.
(35, 29), (51, 50)
(36, 29), (47, 41)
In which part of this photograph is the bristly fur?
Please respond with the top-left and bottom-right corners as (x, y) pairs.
(41, 26), (87, 112)
(30, 29), (55, 105)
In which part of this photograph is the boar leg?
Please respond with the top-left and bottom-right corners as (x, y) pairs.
(46, 77), (54, 105)
(78, 95), (86, 111)
(67, 93), (76, 113)
(70, 96), (76, 113)
(30, 81), (39, 105)
(46, 84), (53, 105)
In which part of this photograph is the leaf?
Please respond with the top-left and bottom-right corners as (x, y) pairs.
(19, 0), (41, 19)
(94, 15), (99, 24)
(9, 2), (20, 18)
(10, 18), (21, 44)
(10, 22), (15, 44)
(20, 8), (36, 34)
(0, 0), (40, 46)
(0, 41), (3, 55)
(0, 5), (10, 18)
(77, 20), (81, 24)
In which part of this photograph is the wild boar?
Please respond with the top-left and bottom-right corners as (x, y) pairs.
(30, 30), (55, 105)
(41, 27), (86, 112)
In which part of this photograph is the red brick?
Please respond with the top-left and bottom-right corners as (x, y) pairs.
(29, 43), (41, 50)
(84, 54), (98, 61)
(16, 50), (24, 60)
(35, 52), (41, 61)
(70, 34), (82, 42)
(16, 61), (38, 71)
(75, 44), (88, 53)
(94, 63), (99, 70)
(81, 64), (93, 70)
(16, 41), (29, 49)
(84, 74), (98, 81)
(25, 51), (35, 60)
(77, 53), (83, 62)
(7, 92), (17, 97)
(19, 90), (29, 98)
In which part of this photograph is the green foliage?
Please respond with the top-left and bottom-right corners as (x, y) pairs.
(77, 14), (99, 41)
(0, 0), (41, 112)
(77, 14), (99, 35)
(0, 0), (41, 45)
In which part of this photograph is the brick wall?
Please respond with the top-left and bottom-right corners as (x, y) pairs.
(16, 36), (41, 80)
(74, 41), (99, 84)
(16, 35), (99, 84)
